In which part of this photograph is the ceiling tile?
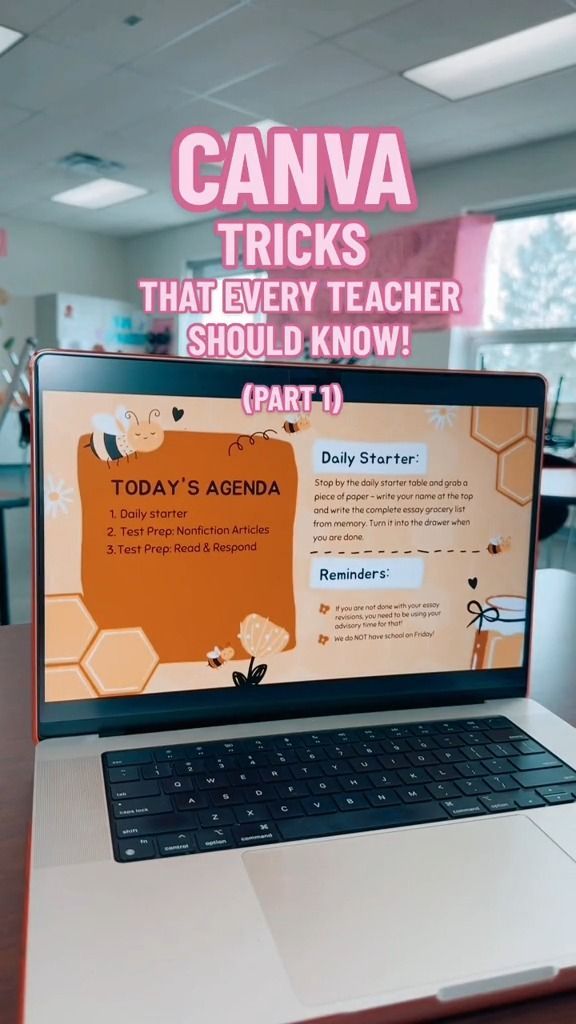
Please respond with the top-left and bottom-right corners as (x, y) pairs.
(291, 74), (446, 127)
(129, 5), (318, 93)
(0, 37), (111, 111)
(37, 0), (240, 67)
(249, 0), (414, 37)
(0, 103), (33, 131)
(336, 0), (572, 73)
(44, 69), (191, 137)
(213, 42), (382, 118)
(0, 0), (74, 33)
(101, 97), (258, 171)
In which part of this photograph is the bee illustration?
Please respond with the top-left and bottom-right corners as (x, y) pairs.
(87, 407), (164, 465)
(283, 414), (310, 434)
(487, 535), (512, 555)
(207, 645), (235, 669)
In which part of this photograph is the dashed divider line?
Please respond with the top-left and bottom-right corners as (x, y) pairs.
(309, 548), (484, 555)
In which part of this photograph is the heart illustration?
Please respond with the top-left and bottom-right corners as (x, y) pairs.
(172, 407), (184, 422)
(468, 577), (478, 590)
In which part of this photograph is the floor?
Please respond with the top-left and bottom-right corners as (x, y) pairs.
(1, 465), (575, 626)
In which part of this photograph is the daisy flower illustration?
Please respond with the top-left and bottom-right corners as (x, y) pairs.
(44, 476), (74, 518)
(427, 405), (457, 430)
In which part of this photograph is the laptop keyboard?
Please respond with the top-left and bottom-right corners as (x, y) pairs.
(102, 716), (576, 863)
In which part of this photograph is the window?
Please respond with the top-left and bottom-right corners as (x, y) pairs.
(177, 259), (266, 355)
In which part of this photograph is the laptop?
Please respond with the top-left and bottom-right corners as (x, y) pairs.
(25, 351), (576, 1023)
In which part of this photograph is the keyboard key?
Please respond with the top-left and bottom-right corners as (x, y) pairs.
(407, 738), (435, 751)
(340, 775), (372, 792)
(514, 767), (576, 788)
(397, 786), (430, 804)
(368, 771), (400, 788)
(321, 760), (350, 775)
(366, 790), (401, 807)
(456, 762), (486, 778)
(109, 780), (160, 801)
(117, 837), (156, 861)
(455, 779), (489, 797)
(260, 767), (292, 783)
(162, 777), (194, 794)
(107, 766), (140, 784)
(105, 750), (153, 768)
(426, 782), (459, 800)
(487, 742), (517, 758)
(278, 802), (449, 842)
(154, 747), (184, 762)
(428, 766), (460, 782)
(175, 793), (208, 811)
(228, 770), (261, 787)
(242, 785), (277, 802)
(309, 778), (341, 795)
(276, 781), (309, 799)
(461, 745), (490, 761)
(436, 750), (466, 763)
(443, 798), (485, 818)
(485, 729), (528, 742)
(142, 764), (172, 780)
(196, 828), (235, 852)
(398, 767), (431, 785)
(297, 748), (323, 763)
(301, 796), (337, 815)
(513, 740), (545, 755)
(480, 758), (513, 775)
(233, 822), (280, 847)
(174, 761), (200, 774)
(116, 811), (198, 838)
(205, 755), (239, 771)
(211, 789), (243, 806)
(158, 832), (196, 856)
(291, 764), (323, 779)
(537, 786), (575, 805)
(197, 773), (230, 789)
(334, 792), (369, 811)
(379, 755), (409, 770)
(485, 774), (517, 792)
(269, 800), (303, 819)
(235, 804), (270, 823)
(480, 795), (516, 813)
(350, 757), (381, 773)
(113, 796), (173, 818)
(199, 808), (236, 827)
(514, 790), (545, 809)
(510, 754), (561, 771)
(406, 752), (438, 767)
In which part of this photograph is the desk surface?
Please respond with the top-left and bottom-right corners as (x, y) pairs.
(2, 569), (576, 1024)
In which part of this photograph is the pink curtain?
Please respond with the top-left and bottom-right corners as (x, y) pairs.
(267, 214), (494, 335)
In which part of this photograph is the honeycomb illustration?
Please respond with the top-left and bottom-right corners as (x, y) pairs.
(470, 408), (536, 507)
(497, 438), (536, 506)
(82, 628), (159, 696)
(470, 408), (527, 452)
(45, 665), (95, 701)
(45, 594), (97, 665)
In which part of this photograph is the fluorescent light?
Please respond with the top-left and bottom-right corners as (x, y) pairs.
(403, 13), (576, 100)
(51, 178), (148, 209)
(0, 24), (24, 56)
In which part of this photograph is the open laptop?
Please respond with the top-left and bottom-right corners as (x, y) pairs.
(25, 351), (576, 1023)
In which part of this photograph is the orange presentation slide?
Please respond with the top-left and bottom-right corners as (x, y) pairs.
(42, 392), (537, 702)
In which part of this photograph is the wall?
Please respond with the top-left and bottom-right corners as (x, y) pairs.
(123, 131), (576, 369)
(0, 217), (130, 303)
(0, 219), (130, 462)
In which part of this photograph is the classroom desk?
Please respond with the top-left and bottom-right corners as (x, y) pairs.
(541, 467), (576, 505)
(1, 569), (576, 1024)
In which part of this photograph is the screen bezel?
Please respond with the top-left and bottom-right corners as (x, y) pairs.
(33, 352), (545, 739)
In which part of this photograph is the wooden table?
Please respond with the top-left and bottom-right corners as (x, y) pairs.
(0, 491), (30, 625)
(541, 467), (576, 505)
(2, 570), (576, 1024)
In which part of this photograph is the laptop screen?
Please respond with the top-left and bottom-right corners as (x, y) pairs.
(36, 358), (542, 730)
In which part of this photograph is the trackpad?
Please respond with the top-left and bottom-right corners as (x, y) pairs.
(243, 816), (576, 1006)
